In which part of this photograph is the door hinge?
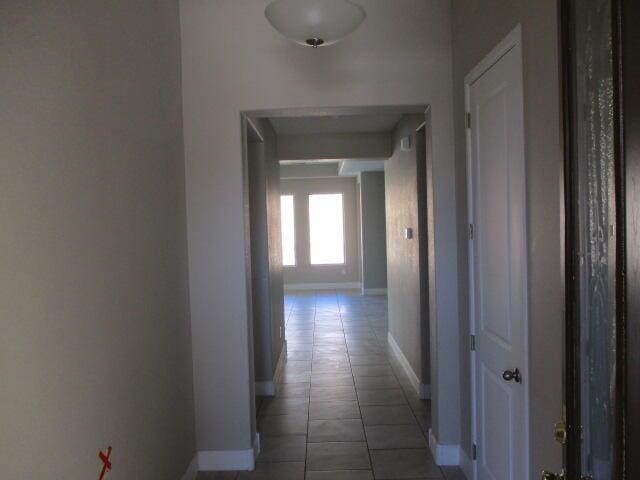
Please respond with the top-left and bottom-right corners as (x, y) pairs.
(472, 444), (478, 460)
(469, 223), (474, 240)
(466, 112), (471, 129)
(470, 335), (476, 351)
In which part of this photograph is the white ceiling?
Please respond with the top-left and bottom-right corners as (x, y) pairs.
(269, 113), (403, 136)
(338, 159), (385, 176)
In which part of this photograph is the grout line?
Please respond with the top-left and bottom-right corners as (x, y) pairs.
(339, 291), (376, 478)
(300, 295), (318, 476)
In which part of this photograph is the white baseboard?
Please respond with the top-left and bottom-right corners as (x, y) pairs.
(255, 381), (275, 396)
(284, 282), (361, 292)
(197, 433), (261, 472)
(387, 332), (430, 399)
(460, 445), (474, 480)
(180, 455), (199, 480)
(361, 288), (387, 295)
(429, 429), (461, 466)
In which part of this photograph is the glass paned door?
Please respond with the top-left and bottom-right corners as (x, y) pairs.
(567, 0), (619, 478)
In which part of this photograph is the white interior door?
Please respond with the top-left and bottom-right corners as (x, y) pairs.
(467, 30), (528, 480)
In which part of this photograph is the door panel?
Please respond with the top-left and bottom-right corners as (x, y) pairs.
(481, 365), (513, 480)
(469, 41), (527, 480)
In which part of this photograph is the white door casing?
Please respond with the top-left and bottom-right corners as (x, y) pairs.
(465, 26), (529, 480)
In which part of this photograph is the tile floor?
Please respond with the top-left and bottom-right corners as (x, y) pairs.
(198, 290), (466, 480)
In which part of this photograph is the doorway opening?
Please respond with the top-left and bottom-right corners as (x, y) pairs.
(241, 105), (451, 478)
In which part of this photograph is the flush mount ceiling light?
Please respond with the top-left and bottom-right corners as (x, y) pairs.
(265, 0), (366, 48)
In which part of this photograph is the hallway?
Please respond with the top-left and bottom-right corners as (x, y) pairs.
(199, 291), (464, 479)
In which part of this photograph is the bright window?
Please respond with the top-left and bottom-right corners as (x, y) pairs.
(280, 195), (296, 266)
(309, 193), (345, 265)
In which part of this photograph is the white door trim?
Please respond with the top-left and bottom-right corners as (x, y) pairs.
(464, 24), (530, 480)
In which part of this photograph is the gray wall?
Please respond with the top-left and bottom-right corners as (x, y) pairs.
(385, 115), (430, 384)
(359, 172), (388, 291)
(0, 2), (195, 478)
(278, 132), (392, 161)
(281, 176), (361, 286)
(451, 1), (564, 475)
(280, 163), (339, 179)
(180, 0), (455, 452)
(248, 120), (284, 384)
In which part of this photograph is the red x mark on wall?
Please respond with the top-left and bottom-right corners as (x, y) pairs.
(98, 446), (112, 480)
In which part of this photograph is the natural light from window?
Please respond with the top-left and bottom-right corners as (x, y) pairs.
(309, 193), (345, 265)
(280, 195), (296, 266)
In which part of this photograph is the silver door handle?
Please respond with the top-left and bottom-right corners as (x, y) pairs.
(502, 368), (522, 383)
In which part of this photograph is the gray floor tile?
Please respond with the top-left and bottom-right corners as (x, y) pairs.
(346, 339), (384, 348)
(440, 466), (468, 480)
(308, 418), (365, 442)
(314, 332), (345, 339)
(275, 383), (310, 399)
(287, 322), (313, 328)
(313, 345), (348, 354)
(284, 360), (312, 370)
(361, 405), (417, 425)
(237, 462), (305, 479)
(370, 449), (441, 479)
(280, 371), (312, 384)
(309, 400), (361, 420)
(351, 365), (395, 377)
(354, 375), (400, 389)
(349, 354), (389, 366)
(286, 325), (314, 332)
(365, 424), (428, 449)
(314, 323), (343, 330)
(258, 414), (308, 436)
(345, 334), (379, 342)
(312, 354), (350, 363)
(258, 435), (307, 462)
(313, 326), (343, 333)
(347, 346), (386, 355)
(356, 388), (408, 406)
(310, 374), (354, 386)
(343, 326), (375, 334)
(305, 471), (373, 480)
(287, 350), (313, 361)
(311, 367), (352, 377)
(196, 473), (238, 480)
(306, 442), (371, 471)
(287, 335), (314, 344)
(311, 385), (357, 402)
(287, 344), (313, 352)
(314, 339), (346, 347)
(312, 356), (351, 366)
(261, 397), (309, 416)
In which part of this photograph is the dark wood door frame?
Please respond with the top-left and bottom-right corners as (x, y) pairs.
(561, 0), (638, 478)
(621, 0), (640, 478)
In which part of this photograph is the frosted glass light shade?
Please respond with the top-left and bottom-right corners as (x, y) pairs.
(265, 0), (366, 47)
